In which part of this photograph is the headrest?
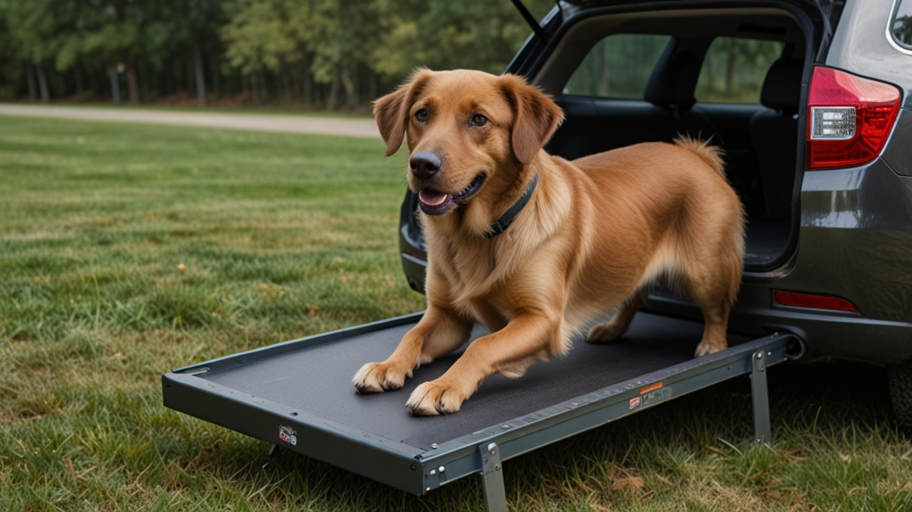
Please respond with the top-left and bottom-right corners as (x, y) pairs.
(644, 51), (701, 111)
(760, 59), (804, 114)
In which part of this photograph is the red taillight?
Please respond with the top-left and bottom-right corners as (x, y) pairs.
(806, 67), (901, 170)
(774, 291), (859, 313)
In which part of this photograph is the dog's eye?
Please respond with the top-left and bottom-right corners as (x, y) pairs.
(415, 108), (429, 122)
(470, 114), (488, 127)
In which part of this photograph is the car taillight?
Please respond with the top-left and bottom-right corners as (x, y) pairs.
(806, 67), (901, 170)
(774, 290), (859, 313)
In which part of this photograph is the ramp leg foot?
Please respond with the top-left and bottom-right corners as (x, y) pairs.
(478, 442), (506, 512)
(268, 443), (279, 456)
(751, 349), (772, 445)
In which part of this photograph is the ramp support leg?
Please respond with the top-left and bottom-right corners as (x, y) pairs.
(751, 349), (772, 445)
(479, 442), (506, 512)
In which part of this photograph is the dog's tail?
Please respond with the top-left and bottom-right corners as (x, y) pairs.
(673, 135), (725, 178)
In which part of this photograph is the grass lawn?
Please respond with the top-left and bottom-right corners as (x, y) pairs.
(1, 116), (911, 511)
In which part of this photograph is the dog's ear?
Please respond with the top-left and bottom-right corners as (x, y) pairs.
(373, 69), (434, 157)
(501, 75), (565, 165)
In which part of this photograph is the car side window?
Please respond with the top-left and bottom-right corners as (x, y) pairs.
(892, 0), (912, 49)
(694, 37), (784, 104)
(563, 34), (672, 99)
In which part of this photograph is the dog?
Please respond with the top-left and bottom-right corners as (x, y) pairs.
(353, 69), (745, 416)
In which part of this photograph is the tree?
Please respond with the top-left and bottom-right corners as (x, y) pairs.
(287, 0), (382, 110)
(1, 0), (84, 103)
(371, 0), (554, 79)
(223, 0), (302, 103)
(0, 0), (557, 106)
(81, 1), (176, 103)
(170, 0), (229, 107)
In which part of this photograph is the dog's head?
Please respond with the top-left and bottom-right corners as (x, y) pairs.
(374, 69), (564, 217)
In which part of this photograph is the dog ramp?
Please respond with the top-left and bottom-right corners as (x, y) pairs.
(162, 312), (800, 511)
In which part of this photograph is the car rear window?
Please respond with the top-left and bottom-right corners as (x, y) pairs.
(563, 34), (671, 99)
(694, 37), (784, 104)
(892, 0), (912, 49)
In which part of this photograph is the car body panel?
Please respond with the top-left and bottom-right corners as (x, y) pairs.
(777, 158), (912, 323)
(826, 0), (912, 107)
(883, 108), (912, 177)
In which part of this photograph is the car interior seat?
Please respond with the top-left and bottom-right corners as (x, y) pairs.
(644, 49), (722, 147)
(749, 58), (804, 219)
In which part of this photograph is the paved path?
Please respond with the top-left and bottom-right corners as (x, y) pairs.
(0, 104), (381, 139)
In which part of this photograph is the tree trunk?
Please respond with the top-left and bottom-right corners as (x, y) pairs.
(342, 66), (357, 108)
(35, 64), (51, 103)
(210, 56), (220, 98)
(165, 63), (172, 97)
(109, 66), (121, 104)
(26, 65), (37, 102)
(126, 59), (139, 103)
(368, 68), (377, 102)
(187, 58), (195, 99)
(282, 70), (292, 103)
(303, 57), (312, 105)
(74, 64), (85, 95)
(725, 38), (736, 94)
(142, 62), (153, 102)
(293, 69), (301, 101)
(327, 67), (340, 111)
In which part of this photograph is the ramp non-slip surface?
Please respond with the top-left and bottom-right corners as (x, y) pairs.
(202, 312), (749, 451)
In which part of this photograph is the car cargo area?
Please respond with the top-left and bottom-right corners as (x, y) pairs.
(531, 6), (812, 272)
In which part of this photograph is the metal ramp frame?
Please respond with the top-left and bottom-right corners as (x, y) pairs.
(162, 312), (799, 511)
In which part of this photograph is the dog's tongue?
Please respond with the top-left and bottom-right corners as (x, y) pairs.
(419, 190), (449, 206)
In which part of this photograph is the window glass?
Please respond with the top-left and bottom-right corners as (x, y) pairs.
(695, 37), (784, 103)
(563, 34), (671, 99)
(892, 0), (912, 48)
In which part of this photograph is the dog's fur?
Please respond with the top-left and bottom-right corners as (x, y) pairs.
(353, 69), (745, 415)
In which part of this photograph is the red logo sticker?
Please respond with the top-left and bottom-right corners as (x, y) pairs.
(629, 397), (641, 410)
(279, 425), (297, 446)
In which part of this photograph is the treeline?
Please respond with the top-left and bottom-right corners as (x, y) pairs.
(0, 0), (553, 109)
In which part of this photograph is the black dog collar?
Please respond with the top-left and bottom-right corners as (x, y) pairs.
(486, 174), (538, 239)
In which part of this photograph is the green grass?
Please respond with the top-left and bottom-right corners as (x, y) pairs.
(2, 116), (911, 511)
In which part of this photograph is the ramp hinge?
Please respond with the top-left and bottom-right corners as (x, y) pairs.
(479, 442), (506, 512)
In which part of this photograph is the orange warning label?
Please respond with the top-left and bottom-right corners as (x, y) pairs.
(640, 382), (664, 395)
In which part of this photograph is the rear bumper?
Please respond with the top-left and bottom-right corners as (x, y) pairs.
(646, 291), (912, 366)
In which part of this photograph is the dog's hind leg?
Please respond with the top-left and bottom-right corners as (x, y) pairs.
(353, 306), (473, 393)
(693, 296), (733, 357)
(689, 256), (740, 357)
(585, 287), (649, 344)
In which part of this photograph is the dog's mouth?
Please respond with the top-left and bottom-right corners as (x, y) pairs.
(417, 174), (485, 216)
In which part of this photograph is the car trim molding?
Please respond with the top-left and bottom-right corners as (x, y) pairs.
(886, 0), (912, 56)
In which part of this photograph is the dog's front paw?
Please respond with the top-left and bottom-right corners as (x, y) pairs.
(353, 361), (411, 393)
(406, 380), (466, 416)
(694, 340), (726, 357)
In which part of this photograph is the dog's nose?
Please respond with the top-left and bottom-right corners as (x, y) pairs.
(409, 152), (442, 179)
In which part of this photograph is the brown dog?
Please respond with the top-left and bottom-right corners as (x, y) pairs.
(353, 69), (745, 415)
